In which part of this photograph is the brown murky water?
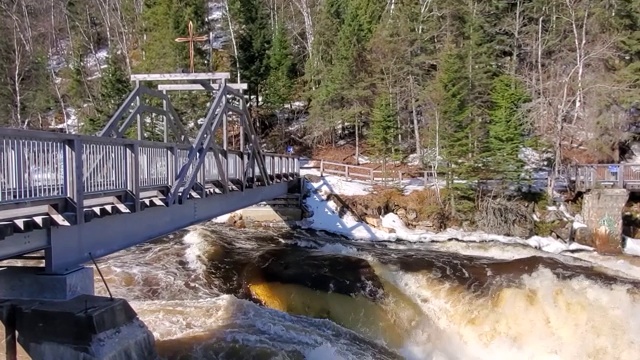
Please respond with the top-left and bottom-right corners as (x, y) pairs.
(4, 224), (640, 359)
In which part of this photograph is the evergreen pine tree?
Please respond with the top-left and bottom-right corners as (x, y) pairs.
(486, 75), (529, 180)
(437, 49), (475, 214)
(369, 92), (397, 169)
(67, 55), (88, 108)
(82, 54), (131, 135)
(228, 0), (272, 104)
(264, 24), (293, 109)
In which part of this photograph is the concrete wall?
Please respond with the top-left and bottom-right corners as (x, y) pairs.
(240, 192), (303, 223)
(0, 266), (94, 301)
(581, 189), (629, 254)
(240, 207), (302, 222)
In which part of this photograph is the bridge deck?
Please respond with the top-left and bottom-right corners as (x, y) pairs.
(0, 75), (302, 274)
(0, 129), (299, 272)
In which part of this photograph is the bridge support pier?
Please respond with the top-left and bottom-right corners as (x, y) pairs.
(1, 295), (156, 360)
(581, 189), (629, 254)
(0, 266), (94, 301)
(0, 268), (157, 359)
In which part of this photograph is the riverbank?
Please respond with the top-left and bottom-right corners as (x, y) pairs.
(294, 172), (640, 259)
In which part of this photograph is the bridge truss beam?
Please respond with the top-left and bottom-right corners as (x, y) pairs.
(0, 72), (300, 274)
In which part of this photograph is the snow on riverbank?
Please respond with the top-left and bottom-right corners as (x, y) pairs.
(299, 174), (595, 255)
(624, 237), (640, 257)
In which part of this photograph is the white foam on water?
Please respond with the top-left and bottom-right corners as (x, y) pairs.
(182, 228), (209, 273)
(377, 265), (640, 360)
(132, 295), (396, 360)
(316, 243), (360, 256)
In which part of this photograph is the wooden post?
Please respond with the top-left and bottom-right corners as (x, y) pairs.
(618, 164), (625, 188)
(320, 159), (324, 177)
(399, 171), (403, 183)
(370, 169), (374, 185)
(345, 165), (349, 180)
(424, 171), (428, 189)
(355, 117), (359, 165)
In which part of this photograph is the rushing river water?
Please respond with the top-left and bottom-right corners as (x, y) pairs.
(82, 222), (640, 360)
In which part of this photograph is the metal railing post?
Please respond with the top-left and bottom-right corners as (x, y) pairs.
(164, 146), (177, 205)
(126, 143), (140, 212)
(198, 150), (206, 196)
(14, 141), (24, 200)
(65, 139), (84, 224)
(271, 156), (275, 180)
(240, 152), (245, 191)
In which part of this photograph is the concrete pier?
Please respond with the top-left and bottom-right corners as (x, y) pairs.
(240, 192), (303, 223)
(581, 189), (629, 254)
(1, 295), (157, 360)
(0, 266), (94, 301)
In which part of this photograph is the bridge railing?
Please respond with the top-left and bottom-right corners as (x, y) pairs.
(0, 128), (300, 208)
(572, 163), (640, 191)
(319, 159), (437, 186)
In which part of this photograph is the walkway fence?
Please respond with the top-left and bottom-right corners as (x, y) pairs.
(318, 160), (438, 187)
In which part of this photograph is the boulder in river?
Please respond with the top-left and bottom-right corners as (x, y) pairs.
(251, 248), (385, 302)
(593, 226), (623, 255)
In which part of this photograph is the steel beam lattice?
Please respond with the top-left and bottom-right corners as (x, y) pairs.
(0, 73), (300, 273)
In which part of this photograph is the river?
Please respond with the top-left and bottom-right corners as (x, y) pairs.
(86, 221), (640, 360)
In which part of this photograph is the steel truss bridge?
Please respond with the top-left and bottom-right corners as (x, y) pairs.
(0, 72), (300, 274)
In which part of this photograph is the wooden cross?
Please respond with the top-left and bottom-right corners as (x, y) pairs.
(174, 21), (208, 73)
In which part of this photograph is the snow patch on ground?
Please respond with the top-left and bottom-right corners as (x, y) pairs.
(299, 174), (596, 255)
(624, 237), (640, 257)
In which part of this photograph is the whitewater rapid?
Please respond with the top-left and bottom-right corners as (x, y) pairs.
(85, 223), (640, 360)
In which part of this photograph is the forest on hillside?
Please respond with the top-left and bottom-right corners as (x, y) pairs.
(0, 0), (639, 185)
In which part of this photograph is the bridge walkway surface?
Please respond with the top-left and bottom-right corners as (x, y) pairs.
(0, 72), (300, 282)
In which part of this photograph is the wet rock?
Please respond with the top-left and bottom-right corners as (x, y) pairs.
(511, 224), (534, 238)
(364, 216), (382, 228)
(551, 221), (571, 242)
(226, 213), (246, 229)
(414, 220), (436, 232)
(543, 210), (565, 223)
(573, 226), (593, 247)
(380, 227), (396, 234)
(234, 219), (246, 229)
(253, 248), (385, 301)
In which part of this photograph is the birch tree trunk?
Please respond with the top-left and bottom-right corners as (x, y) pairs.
(224, 0), (241, 84)
(410, 75), (421, 157)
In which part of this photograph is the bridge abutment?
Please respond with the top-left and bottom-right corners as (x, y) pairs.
(1, 295), (156, 360)
(0, 269), (157, 359)
(581, 189), (629, 254)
